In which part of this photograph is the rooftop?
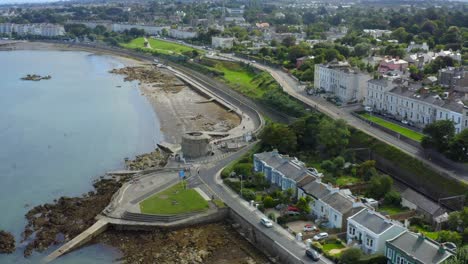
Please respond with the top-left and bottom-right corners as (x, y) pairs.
(320, 192), (360, 214)
(349, 208), (401, 234)
(401, 188), (445, 216)
(300, 181), (334, 200)
(387, 231), (454, 264)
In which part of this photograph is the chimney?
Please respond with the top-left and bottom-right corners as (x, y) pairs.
(417, 233), (425, 241)
(438, 245), (446, 254)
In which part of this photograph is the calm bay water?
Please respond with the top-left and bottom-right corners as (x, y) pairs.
(0, 50), (162, 263)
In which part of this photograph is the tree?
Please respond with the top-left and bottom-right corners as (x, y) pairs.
(448, 129), (468, 162)
(391, 27), (410, 43)
(241, 189), (256, 201)
(368, 175), (393, 199)
(260, 123), (298, 153)
(296, 196), (312, 214)
(233, 163), (253, 178)
(437, 230), (462, 246)
(354, 43), (371, 57)
(263, 196), (275, 208)
(318, 119), (350, 157)
(357, 160), (377, 180)
(340, 248), (362, 264)
(384, 191), (402, 206)
(444, 246), (468, 264)
(421, 120), (455, 153)
(282, 36), (296, 47)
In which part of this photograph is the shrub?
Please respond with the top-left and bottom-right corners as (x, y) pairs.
(384, 190), (402, 206)
(257, 204), (265, 212)
(311, 242), (323, 253)
(437, 230), (462, 246)
(233, 163), (253, 177)
(357, 254), (387, 264)
(224, 179), (241, 193)
(340, 248), (362, 264)
(241, 189), (256, 201)
(263, 196), (275, 208)
(268, 212), (276, 221)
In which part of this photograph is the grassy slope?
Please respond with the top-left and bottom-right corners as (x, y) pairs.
(121, 37), (201, 55)
(360, 113), (424, 142)
(139, 182), (209, 215)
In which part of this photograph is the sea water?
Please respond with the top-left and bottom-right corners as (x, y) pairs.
(0, 50), (161, 263)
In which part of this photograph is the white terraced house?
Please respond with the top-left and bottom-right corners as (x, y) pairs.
(253, 150), (320, 193)
(365, 78), (468, 133)
(298, 180), (364, 230)
(347, 208), (406, 254)
(314, 62), (371, 103)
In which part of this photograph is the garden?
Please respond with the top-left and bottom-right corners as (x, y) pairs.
(359, 113), (424, 142)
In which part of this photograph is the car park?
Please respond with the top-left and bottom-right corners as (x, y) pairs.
(305, 248), (320, 261)
(260, 217), (273, 228)
(313, 232), (328, 241)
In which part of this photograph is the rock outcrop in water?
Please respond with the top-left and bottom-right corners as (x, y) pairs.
(0, 230), (15, 254)
(125, 149), (168, 170)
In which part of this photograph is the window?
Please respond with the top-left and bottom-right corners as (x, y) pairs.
(349, 227), (355, 235)
(387, 248), (393, 259)
(334, 215), (338, 221)
(366, 238), (374, 248)
(321, 206), (324, 213)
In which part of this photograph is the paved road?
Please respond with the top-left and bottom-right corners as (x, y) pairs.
(219, 54), (468, 182)
(197, 145), (332, 264)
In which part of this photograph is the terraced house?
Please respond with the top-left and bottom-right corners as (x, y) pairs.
(385, 231), (454, 264)
(347, 208), (406, 254)
(253, 150), (320, 193)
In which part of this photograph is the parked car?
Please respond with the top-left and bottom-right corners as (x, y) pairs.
(285, 211), (300, 216)
(260, 217), (273, 228)
(287, 205), (300, 212)
(401, 120), (409, 125)
(303, 224), (318, 232)
(364, 106), (373, 112)
(313, 232), (328, 241)
(305, 248), (320, 261)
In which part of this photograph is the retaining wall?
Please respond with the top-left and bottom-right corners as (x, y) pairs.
(111, 208), (229, 231)
(228, 209), (303, 264)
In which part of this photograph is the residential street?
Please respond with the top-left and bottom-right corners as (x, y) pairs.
(220, 54), (468, 182)
(197, 145), (334, 264)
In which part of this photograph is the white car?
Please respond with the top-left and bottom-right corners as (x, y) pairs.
(260, 217), (273, 228)
(401, 120), (409, 125)
(303, 224), (318, 232)
(313, 232), (328, 241)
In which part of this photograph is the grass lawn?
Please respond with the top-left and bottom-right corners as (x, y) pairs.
(322, 242), (345, 252)
(213, 62), (261, 98)
(412, 225), (439, 240)
(378, 205), (411, 216)
(121, 37), (201, 55)
(139, 182), (209, 215)
(336, 176), (361, 187)
(360, 113), (424, 142)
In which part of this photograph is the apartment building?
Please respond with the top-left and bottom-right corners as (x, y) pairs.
(365, 78), (468, 133)
(314, 62), (371, 103)
(0, 23), (65, 37)
(211, 36), (234, 49)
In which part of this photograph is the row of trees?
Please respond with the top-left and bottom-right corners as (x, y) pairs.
(421, 120), (468, 163)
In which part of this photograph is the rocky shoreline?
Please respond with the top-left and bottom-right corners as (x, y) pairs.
(22, 175), (130, 257)
(0, 231), (15, 254)
(96, 223), (270, 264)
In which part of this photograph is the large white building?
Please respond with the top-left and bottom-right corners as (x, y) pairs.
(314, 62), (372, 103)
(169, 28), (198, 39)
(365, 78), (468, 133)
(0, 23), (65, 37)
(211, 36), (234, 49)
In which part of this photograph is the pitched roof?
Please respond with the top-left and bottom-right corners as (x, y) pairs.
(300, 181), (333, 200)
(349, 209), (400, 234)
(387, 231), (454, 264)
(275, 162), (310, 181)
(401, 188), (446, 216)
(321, 192), (356, 214)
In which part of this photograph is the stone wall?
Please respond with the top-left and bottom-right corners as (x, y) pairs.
(227, 209), (303, 264)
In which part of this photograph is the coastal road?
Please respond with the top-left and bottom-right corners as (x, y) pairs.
(197, 145), (332, 264)
(219, 53), (468, 182)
